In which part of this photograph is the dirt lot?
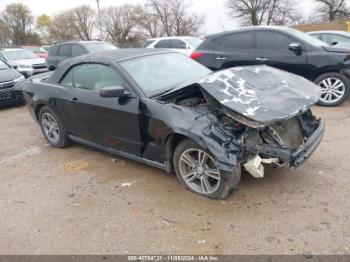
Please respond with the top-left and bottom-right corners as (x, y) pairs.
(0, 102), (349, 255)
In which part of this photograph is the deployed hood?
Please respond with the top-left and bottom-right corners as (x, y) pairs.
(198, 65), (321, 126)
(322, 45), (350, 53)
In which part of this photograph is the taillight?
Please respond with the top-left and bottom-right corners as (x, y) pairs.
(190, 52), (203, 60)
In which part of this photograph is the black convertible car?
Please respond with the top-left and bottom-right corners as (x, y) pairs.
(20, 49), (325, 199)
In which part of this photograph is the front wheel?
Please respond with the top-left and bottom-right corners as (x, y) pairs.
(314, 72), (350, 107)
(173, 139), (241, 199)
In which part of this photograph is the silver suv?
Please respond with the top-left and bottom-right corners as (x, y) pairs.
(0, 48), (47, 77)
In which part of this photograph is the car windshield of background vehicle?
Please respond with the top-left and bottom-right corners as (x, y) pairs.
(186, 37), (203, 48)
(142, 40), (156, 47)
(120, 53), (211, 96)
(83, 42), (117, 53)
(286, 28), (329, 47)
(0, 60), (10, 70)
(5, 50), (38, 60)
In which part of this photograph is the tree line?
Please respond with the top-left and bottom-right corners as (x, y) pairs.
(0, 0), (349, 48)
(0, 0), (205, 48)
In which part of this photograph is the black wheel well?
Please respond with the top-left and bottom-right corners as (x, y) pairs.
(34, 104), (45, 121)
(165, 133), (189, 172)
(312, 70), (342, 82)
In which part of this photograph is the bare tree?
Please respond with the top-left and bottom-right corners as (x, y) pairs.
(101, 5), (137, 47)
(135, 5), (163, 38)
(49, 11), (77, 42)
(225, 0), (299, 26)
(146, 0), (204, 36)
(70, 5), (96, 40)
(1, 3), (33, 45)
(0, 18), (11, 47)
(314, 0), (348, 22)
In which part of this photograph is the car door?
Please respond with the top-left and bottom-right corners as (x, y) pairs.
(55, 44), (72, 66)
(205, 31), (257, 71)
(255, 30), (308, 77)
(59, 63), (142, 156)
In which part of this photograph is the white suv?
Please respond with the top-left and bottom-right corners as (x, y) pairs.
(143, 36), (203, 56)
(0, 48), (47, 77)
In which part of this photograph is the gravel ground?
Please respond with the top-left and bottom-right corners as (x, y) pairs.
(0, 102), (349, 255)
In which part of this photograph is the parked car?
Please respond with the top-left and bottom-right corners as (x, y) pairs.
(20, 49), (324, 199)
(22, 46), (48, 59)
(143, 36), (203, 56)
(0, 59), (25, 107)
(47, 40), (117, 71)
(0, 48), (47, 77)
(191, 26), (350, 107)
(41, 45), (50, 52)
(308, 30), (350, 48)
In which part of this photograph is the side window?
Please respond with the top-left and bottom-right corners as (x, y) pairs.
(71, 45), (86, 57)
(170, 39), (187, 49)
(60, 64), (123, 91)
(61, 69), (73, 87)
(57, 44), (71, 57)
(212, 32), (254, 49)
(256, 31), (295, 50)
(154, 40), (171, 48)
(324, 34), (350, 44)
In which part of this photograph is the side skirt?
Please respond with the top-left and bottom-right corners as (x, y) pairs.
(68, 135), (167, 171)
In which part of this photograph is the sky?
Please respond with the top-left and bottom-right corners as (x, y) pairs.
(0, 0), (316, 35)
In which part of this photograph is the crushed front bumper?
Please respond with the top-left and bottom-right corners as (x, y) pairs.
(256, 119), (325, 168)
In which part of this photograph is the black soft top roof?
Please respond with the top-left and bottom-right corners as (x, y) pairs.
(48, 49), (175, 83)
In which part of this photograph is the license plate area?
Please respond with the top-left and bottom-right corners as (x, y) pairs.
(0, 92), (11, 100)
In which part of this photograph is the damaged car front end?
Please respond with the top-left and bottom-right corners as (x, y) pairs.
(159, 65), (324, 181)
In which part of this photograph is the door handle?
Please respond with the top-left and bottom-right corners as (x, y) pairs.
(256, 57), (268, 61)
(216, 56), (227, 60)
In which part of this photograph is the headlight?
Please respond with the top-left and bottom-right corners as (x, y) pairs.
(17, 64), (31, 68)
(13, 75), (25, 83)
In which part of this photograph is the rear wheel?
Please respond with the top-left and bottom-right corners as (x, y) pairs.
(173, 139), (241, 199)
(39, 106), (70, 148)
(314, 72), (350, 107)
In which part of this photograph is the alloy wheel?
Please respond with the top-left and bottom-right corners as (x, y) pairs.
(318, 77), (346, 104)
(41, 112), (60, 144)
(179, 148), (221, 195)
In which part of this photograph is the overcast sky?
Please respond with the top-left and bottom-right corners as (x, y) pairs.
(0, 0), (317, 34)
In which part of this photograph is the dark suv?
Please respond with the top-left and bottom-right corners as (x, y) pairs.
(47, 41), (117, 71)
(192, 26), (350, 106)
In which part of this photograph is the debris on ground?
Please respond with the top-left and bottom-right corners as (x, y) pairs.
(59, 160), (90, 172)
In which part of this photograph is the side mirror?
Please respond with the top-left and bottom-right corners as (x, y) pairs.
(99, 86), (130, 98)
(289, 43), (302, 52)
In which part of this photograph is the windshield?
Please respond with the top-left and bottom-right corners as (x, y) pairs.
(83, 42), (117, 53)
(186, 37), (203, 48)
(120, 53), (211, 96)
(0, 60), (10, 70)
(142, 40), (156, 48)
(5, 50), (38, 60)
(286, 28), (329, 47)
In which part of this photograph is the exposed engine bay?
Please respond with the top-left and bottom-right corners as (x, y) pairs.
(160, 84), (321, 178)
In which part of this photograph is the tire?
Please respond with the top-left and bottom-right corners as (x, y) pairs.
(173, 139), (241, 199)
(314, 72), (350, 107)
(39, 106), (70, 148)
